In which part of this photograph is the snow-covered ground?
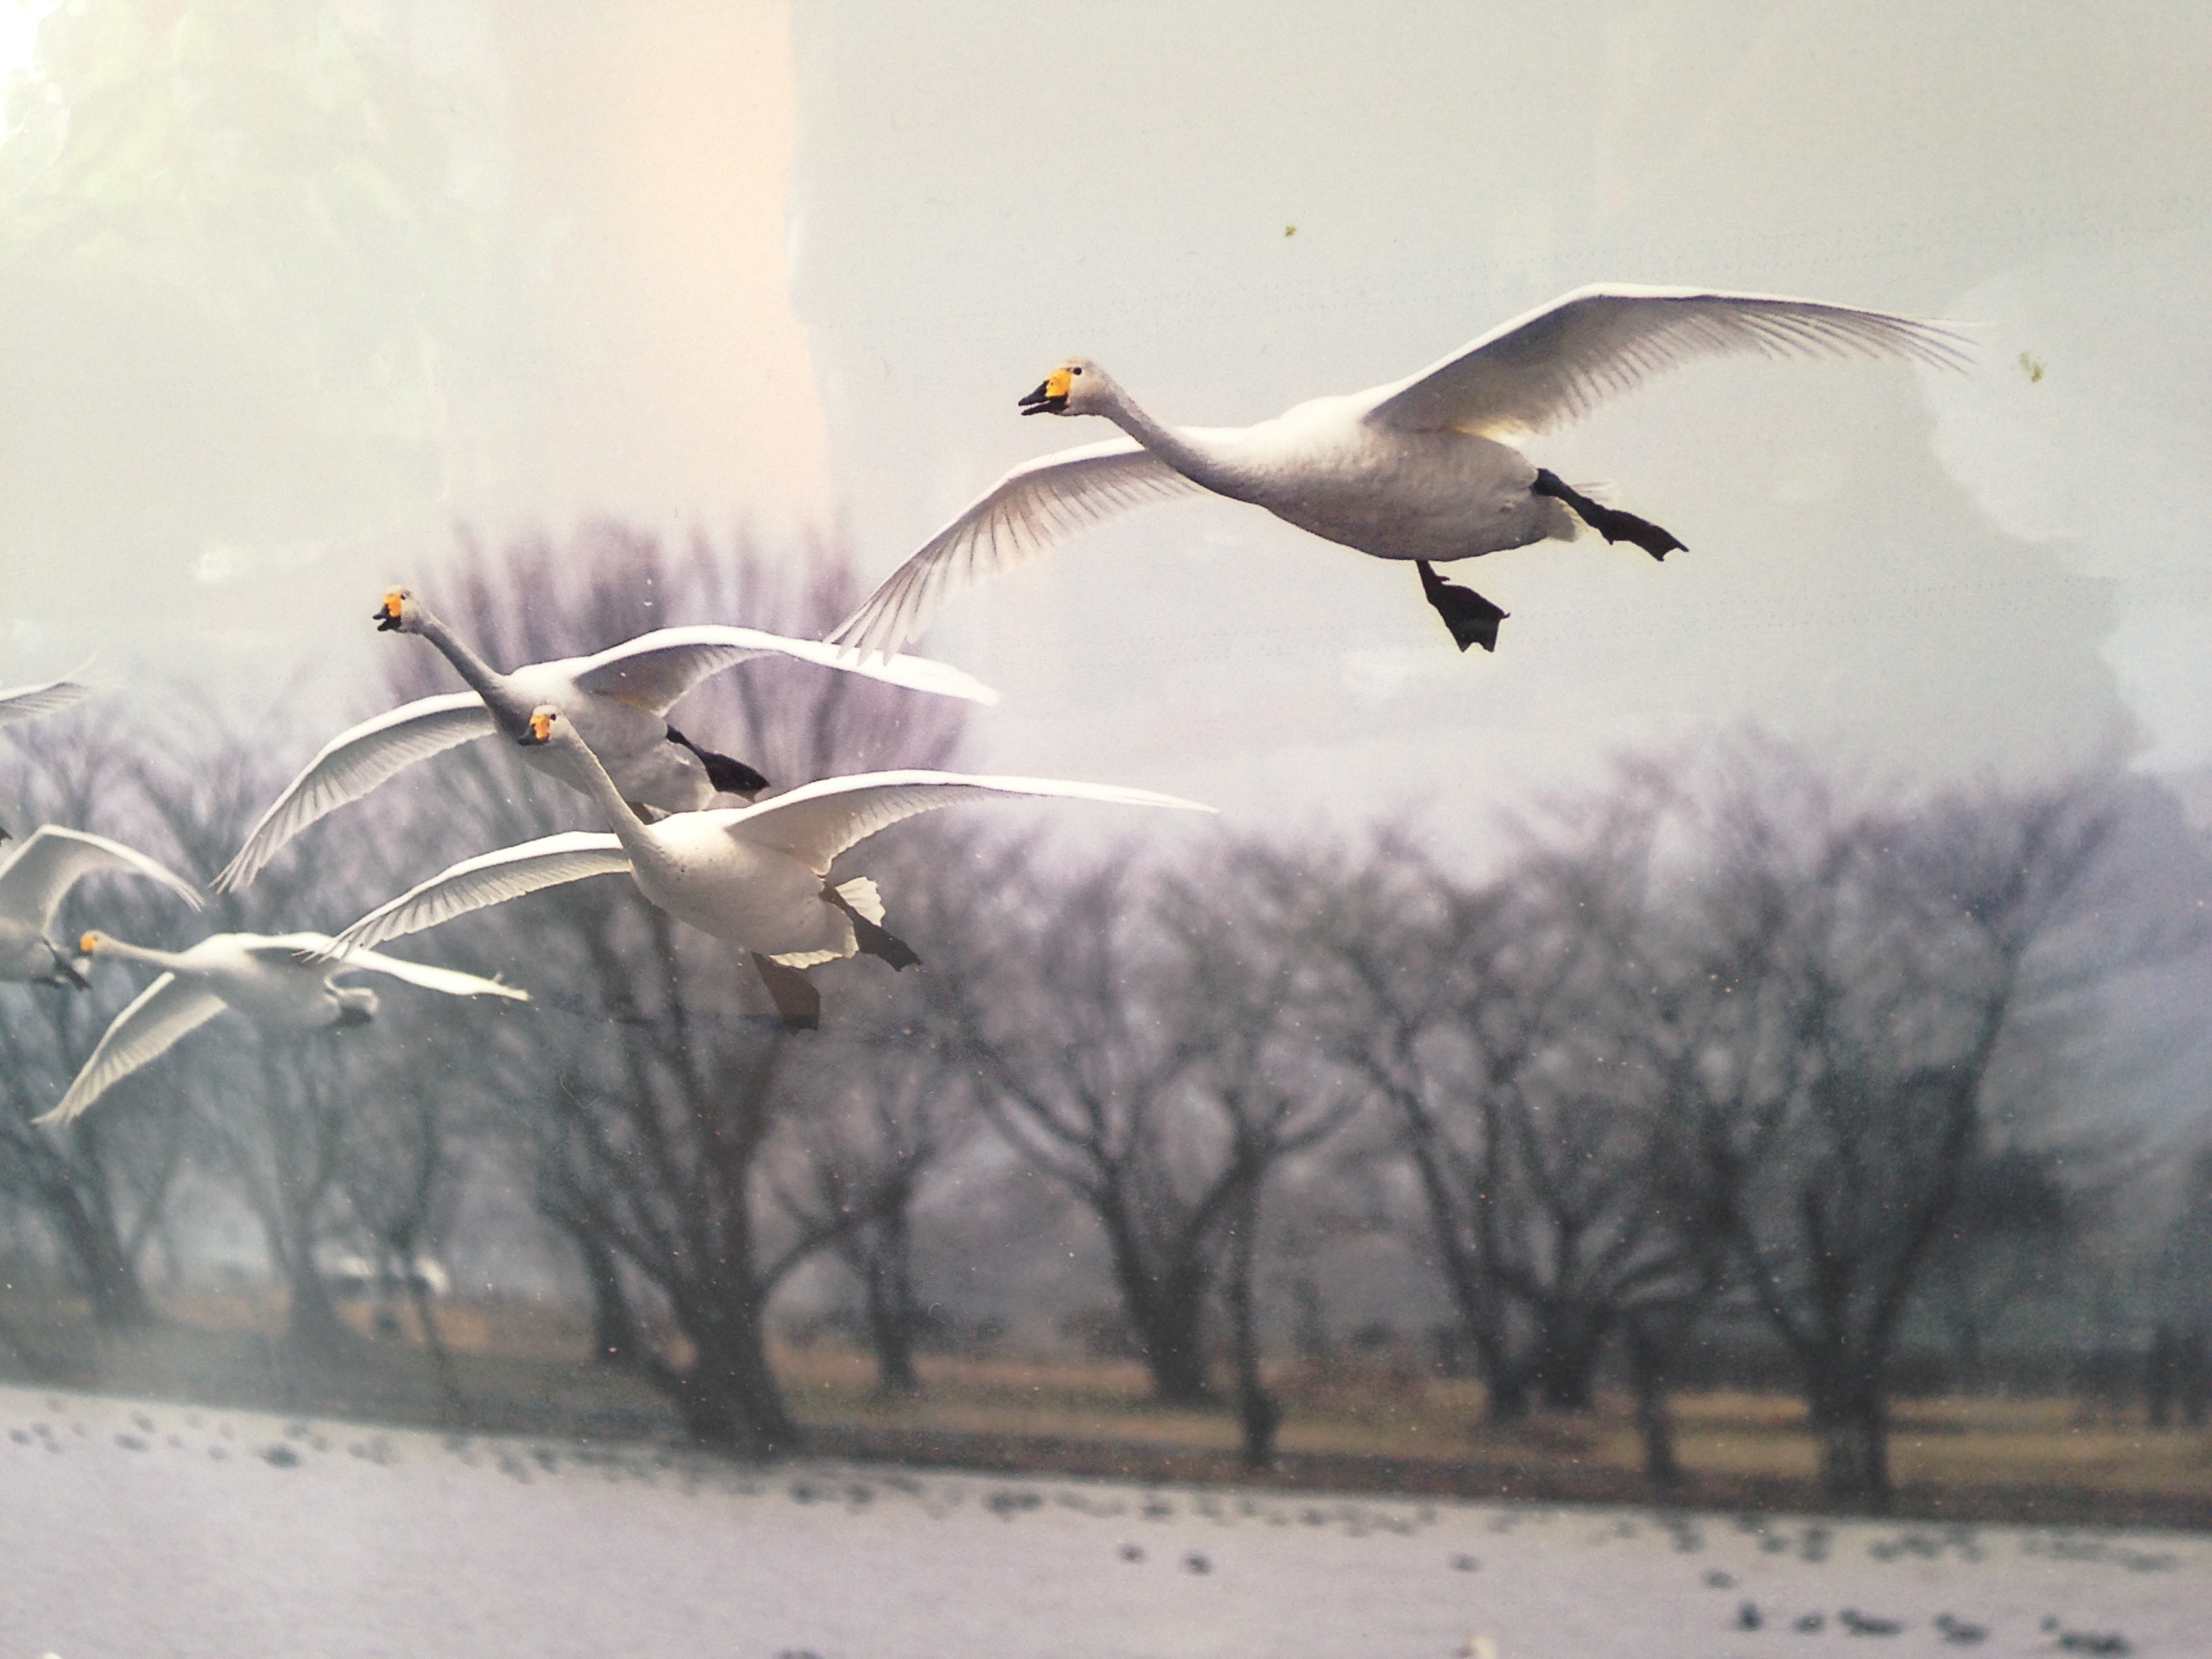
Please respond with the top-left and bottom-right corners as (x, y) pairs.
(2, 1383), (2200, 1659)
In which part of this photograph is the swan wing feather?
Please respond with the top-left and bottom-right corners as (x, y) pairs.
(1365, 284), (1970, 436)
(37, 974), (226, 1124)
(241, 933), (529, 1000)
(329, 832), (631, 953)
(0, 826), (203, 928)
(0, 668), (103, 726)
(827, 439), (1204, 659)
(215, 693), (497, 891)
(714, 770), (1214, 875)
(569, 623), (998, 710)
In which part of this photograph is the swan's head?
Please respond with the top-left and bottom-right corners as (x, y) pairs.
(1019, 357), (1106, 417)
(332, 984), (379, 1027)
(79, 930), (108, 956)
(518, 704), (566, 747)
(373, 587), (422, 634)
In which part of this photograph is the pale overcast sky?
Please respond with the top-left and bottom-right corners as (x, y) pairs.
(1, 1), (2207, 853)
(788, 3), (2211, 841)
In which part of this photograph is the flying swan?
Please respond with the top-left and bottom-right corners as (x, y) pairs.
(0, 826), (202, 989)
(216, 588), (1000, 891)
(38, 930), (529, 1124)
(828, 284), (1967, 657)
(327, 705), (1213, 1028)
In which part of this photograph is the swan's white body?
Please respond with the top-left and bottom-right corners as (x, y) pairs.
(0, 827), (201, 986)
(40, 930), (527, 1124)
(217, 593), (1000, 891)
(829, 283), (1967, 655)
(330, 709), (1214, 973)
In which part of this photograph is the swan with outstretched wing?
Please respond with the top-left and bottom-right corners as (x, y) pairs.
(830, 284), (1967, 657)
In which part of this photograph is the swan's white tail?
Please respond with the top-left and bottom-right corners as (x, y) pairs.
(834, 876), (886, 924)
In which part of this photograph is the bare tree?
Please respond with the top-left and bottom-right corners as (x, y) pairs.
(335, 1006), (491, 1421)
(943, 842), (1353, 1416)
(0, 714), (201, 1330)
(769, 859), (985, 1397)
(1685, 760), (2128, 1507)
(136, 714), (474, 1366)
(1160, 844), (1358, 1465)
(1307, 824), (1671, 1421)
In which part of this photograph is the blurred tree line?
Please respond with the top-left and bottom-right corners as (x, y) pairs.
(3, 527), (2209, 1510)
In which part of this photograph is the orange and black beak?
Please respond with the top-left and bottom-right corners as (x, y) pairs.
(374, 591), (406, 631)
(519, 710), (555, 746)
(1018, 366), (1071, 415)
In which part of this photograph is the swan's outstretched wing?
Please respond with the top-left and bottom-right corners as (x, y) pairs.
(1364, 284), (1970, 438)
(243, 933), (530, 1001)
(567, 626), (999, 710)
(37, 973), (226, 1124)
(0, 668), (103, 727)
(329, 832), (632, 953)
(0, 827), (202, 929)
(215, 693), (497, 891)
(716, 770), (1215, 876)
(827, 439), (1205, 659)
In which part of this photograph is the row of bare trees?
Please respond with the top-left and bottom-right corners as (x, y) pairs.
(2, 525), (2204, 1509)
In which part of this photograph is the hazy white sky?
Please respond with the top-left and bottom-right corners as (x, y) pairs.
(2, 0), (827, 689)
(1, 1), (2207, 852)
(788, 3), (2211, 841)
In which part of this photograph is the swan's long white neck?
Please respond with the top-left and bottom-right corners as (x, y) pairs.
(90, 937), (188, 974)
(552, 728), (661, 868)
(1093, 376), (1250, 499)
(412, 606), (525, 726)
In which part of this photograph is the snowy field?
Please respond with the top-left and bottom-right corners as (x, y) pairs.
(2, 1384), (2200, 1659)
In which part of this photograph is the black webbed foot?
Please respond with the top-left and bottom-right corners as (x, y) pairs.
(1416, 561), (1509, 654)
(665, 727), (769, 799)
(1532, 468), (1685, 562)
(823, 886), (922, 970)
(750, 954), (821, 1030)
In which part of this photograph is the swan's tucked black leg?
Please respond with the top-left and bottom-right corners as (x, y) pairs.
(665, 726), (769, 799)
(750, 954), (822, 1029)
(1416, 561), (1509, 654)
(823, 887), (922, 970)
(42, 942), (89, 991)
(1532, 468), (1685, 562)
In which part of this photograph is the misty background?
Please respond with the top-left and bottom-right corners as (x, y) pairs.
(2, 0), (2210, 1515)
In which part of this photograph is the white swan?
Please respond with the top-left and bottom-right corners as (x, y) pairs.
(216, 588), (1000, 891)
(329, 705), (1213, 1027)
(37, 930), (528, 1124)
(0, 827), (202, 989)
(828, 284), (1967, 656)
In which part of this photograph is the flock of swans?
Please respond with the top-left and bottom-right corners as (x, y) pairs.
(3, 283), (1963, 1124)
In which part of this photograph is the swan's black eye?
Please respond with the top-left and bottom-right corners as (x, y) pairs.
(1071, 366), (1083, 375)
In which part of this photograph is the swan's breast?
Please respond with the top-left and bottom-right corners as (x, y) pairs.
(199, 957), (337, 1031)
(1250, 422), (1541, 559)
(629, 820), (834, 954)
